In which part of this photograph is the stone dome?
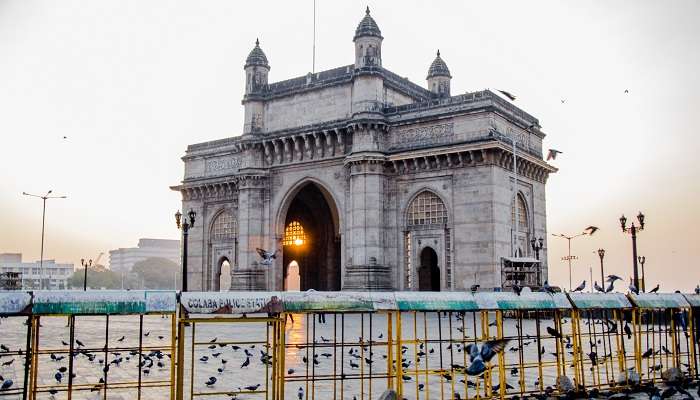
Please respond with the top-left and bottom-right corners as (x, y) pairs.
(245, 39), (269, 69)
(427, 50), (451, 79)
(354, 7), (383, 41)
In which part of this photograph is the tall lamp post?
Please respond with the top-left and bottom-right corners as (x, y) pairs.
(22, 190), (67, 290)
(638, 256), (646, 292)
(80, 258), (92, 291)
(175, 209), (196, 292)
(597, 249), (606, 287)
(552, 232), (588, 291)
(620, 212), (645, 291)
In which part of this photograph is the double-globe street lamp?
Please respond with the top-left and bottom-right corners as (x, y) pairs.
(620, 212), (645, 291)
(80, 258), (92, 291)
(530, 237), (544, 260)
(638, 256), (646, 292)
(175, 209), (196, 292)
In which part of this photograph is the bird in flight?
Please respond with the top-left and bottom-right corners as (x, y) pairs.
(256, 248), (278, 266)
(497, 89), (516, 101)
(465, 339), (510, 376)
(624, 89), (629, 94)
(584, 226), (599, 236)
(546, 149), (562, 161)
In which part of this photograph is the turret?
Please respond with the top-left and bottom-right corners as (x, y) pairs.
(243, 39), (269, 134)
(353, 7), (383, 68)
(427, 50), (451, 97)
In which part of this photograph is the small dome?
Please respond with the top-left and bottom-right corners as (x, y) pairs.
(354, 7), (382, 41)
(245, 39), (269, 69)
(427, 50), (451, 79)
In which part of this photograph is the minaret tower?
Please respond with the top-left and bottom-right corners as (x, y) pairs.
(242, 39), (270, 134)
(427, 50), (451, 97)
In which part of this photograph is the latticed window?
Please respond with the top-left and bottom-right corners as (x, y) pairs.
(407, 191), (448, 226)
(511, 194), (529, 233)
(211, 211), (237, 241)
(283, 221), (308, 246)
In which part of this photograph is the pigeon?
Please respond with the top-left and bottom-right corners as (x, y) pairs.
(546, 149), (562, 161)
(543, 281), (556, 294)
(584, 226), (599, 235)
(649, 284), (659, 293)
(606, 275), (622, 283)
(594, 281), (605, 293)
(497, 90), (516, 101)
(470, 284), (480, 293)
(641, 348), (653, 358)
(572, 280), (586, 292)
(624, 89), (629, 94)
(695, 285), (700, 295)
(629, 284), (639, 295)
(205, 376), (216, 386)
(624, 324), (632, 339)
(512, 283), (522, 296)
(55, 372), (62, 383)
(1, 359), (13, 367)
(117, 336), (125, 342)
(0, 345), (8, 352)
(288, 368), (295, 375)
(605, 281), (615, 293)
(241, 357), (250, 368)
(256, 248), (278, 266)
(298, 386), (304, 400)
(465, 339), (510, 376)
(1, 379), (13, 390)
(546, 326), (562, 339)
(243, 384), (261, 391)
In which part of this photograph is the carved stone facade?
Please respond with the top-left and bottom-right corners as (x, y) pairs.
(172, 9), (556, 292)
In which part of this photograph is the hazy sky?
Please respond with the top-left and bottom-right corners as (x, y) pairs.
(1, 1), (698, 290)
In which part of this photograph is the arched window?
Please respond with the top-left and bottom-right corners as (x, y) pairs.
(511, 194), (529, 233)
(283, 221), (308, 246)
(211, 211), (237, 241)
(407, 191), (448, 227)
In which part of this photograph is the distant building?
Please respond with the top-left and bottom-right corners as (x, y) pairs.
(0, 253), (74, 290)
(109, 239), (180, 273)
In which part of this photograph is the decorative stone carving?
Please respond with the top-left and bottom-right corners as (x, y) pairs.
(206, 157), (244, 176)
(391, 122), (454, 150)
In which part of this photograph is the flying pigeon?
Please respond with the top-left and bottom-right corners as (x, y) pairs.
(497, 90), (516, 101)
(256, 248), (278, 266)
(465, 339), (510, 376)
(546, 149), (562, 161)
(572, 280), (586, 292)
(624, 89), (629, 94)
(606, 274), (622, 283)
(584, 226), (599, 235)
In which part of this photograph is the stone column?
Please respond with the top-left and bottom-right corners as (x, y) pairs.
(343, 151), (391, 291)
(230, 172), (269, 290)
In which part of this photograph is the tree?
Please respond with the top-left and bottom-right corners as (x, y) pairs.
(69, 265), (121, 289)
(130, 257), (180, 290)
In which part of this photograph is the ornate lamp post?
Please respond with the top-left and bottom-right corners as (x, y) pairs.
(80, 258), (92, 291)
(530, 237), (544, 260)
(638, 256), (646, 292)
(620, 212), (645, 291)
(597, 249), (605, 288)
(175, 209), (196, 292)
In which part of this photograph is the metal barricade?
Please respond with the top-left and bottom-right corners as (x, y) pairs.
(628, 293), (693, 385)
(27, 290), (177, 400)
(0, 292), (32, 400)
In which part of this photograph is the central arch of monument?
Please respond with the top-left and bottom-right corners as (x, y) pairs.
(277, 181), (341, 291)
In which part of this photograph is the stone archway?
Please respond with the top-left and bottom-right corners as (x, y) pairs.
(218, 258), (231, 291)
(280, 182), (341, 291)
(418, 247), (440, 291)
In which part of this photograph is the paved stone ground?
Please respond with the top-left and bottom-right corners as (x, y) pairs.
(0, 313), (695, 399)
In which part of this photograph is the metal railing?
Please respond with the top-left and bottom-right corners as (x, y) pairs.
(2, 290), (700, 399)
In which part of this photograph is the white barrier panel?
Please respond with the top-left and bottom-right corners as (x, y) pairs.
(0, 291), (31, 315)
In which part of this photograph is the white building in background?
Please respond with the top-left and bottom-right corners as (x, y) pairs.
(0, 253), (74, 290)
(108, 238), (180, 273)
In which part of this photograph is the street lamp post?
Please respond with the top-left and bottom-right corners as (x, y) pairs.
(597, 249), (605, 287)
(530, 237), (544, 260)
(552, 232), (588, 291)
(638, 256), (646, 292)
(620, 212), (645, 291)
(80, 258), (92, 291)
(175, 209), (196, 292)
(22, 190), (67, 290)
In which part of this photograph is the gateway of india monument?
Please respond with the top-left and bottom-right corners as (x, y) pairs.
(172, 8), (556, 293)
